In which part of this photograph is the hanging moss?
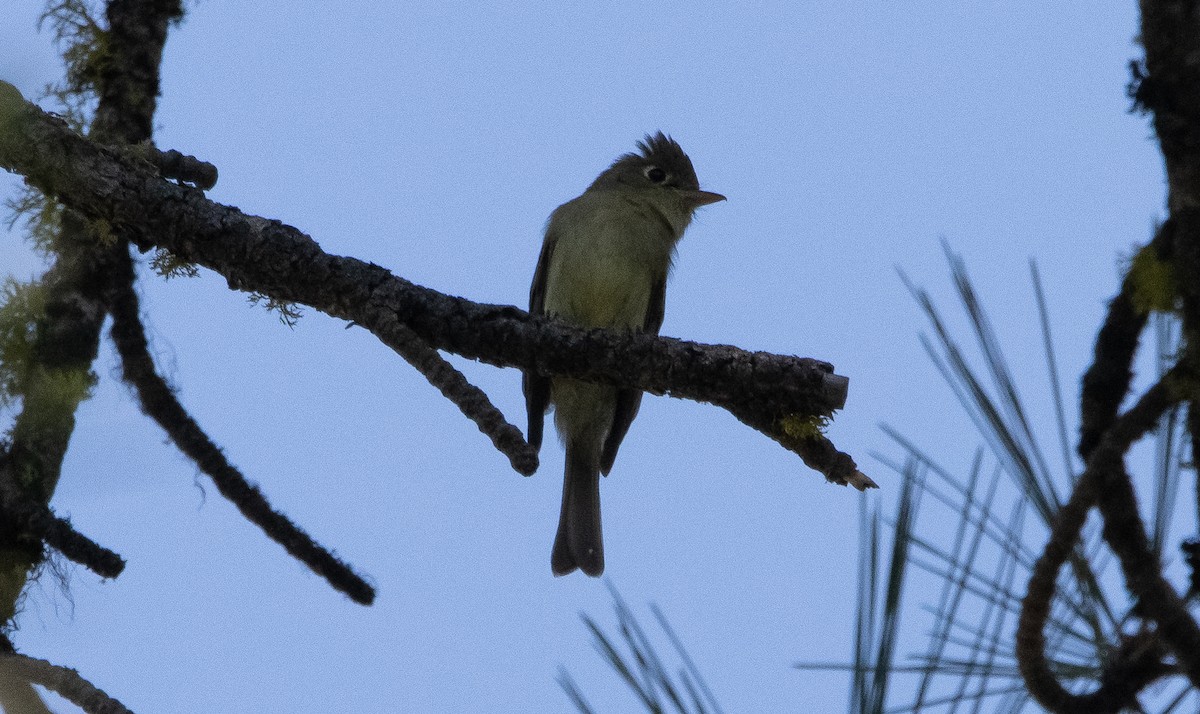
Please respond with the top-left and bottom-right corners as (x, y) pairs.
(149, 247), (199, 279)
(3, 185), (64, 255)
(0, 279), (48, 407)
(248, 292), (304, 328)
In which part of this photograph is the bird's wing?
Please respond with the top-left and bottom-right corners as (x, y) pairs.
(600, 273), (665, 475)
(523, 233), (557, 451)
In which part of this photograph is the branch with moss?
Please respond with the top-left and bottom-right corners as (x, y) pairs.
(0, 80), (863, 486)
(0, 0), (185, 639)
(6, 0), (381, 619)
(0, 211), (116, 625)
(1077, 226), (1168, 460)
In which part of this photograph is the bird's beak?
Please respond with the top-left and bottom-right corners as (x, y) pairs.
(685, 190), (726, 208)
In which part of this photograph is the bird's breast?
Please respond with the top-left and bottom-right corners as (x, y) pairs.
(542, 199), (672, 329)
(553, 269), (647, 327)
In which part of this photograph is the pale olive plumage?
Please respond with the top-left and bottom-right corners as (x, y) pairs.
(524, 133), (724, 576)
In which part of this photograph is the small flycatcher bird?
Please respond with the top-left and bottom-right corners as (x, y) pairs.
(524, 133), (725, 576)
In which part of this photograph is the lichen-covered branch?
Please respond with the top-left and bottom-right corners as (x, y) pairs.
(1138, 0), (1200, 377)
(1076, 227), (1165, 460)
(0, 80), (856, 484)
(141, 145), (217, 188)
(1190, 402), (1200, 545)
(0, 210), (115, 624)
(1019, 379), (1168, 711)
(0, 0), (183, 635)
(1091, 389), (1200, 689)
(732, 406), (875, 490)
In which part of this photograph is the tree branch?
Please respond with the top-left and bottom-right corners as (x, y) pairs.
(1190, 401), (1200, 557)
(0, 652), (135, 714)
(1018, 369), (1200, 711)
(1094, 403), (1200, 688)
(727, 404), (874, 489)
(1015, 5), (1200, 709)
(1077, 227), (1165, 460)
(0, 0), (181, 630)
(364, 319), (539, 475)
(0, 209), (115, 621)
(141, 146), (217, 189)
(106, 244), (375, 603)
(0, 80), (860, 485)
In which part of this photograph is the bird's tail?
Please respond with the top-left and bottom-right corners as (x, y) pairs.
(551, 439), (604, 576)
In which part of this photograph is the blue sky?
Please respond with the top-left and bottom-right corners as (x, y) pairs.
(0, 1), (1167, 711)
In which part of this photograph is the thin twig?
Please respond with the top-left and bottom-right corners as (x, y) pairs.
(364, 320), (538, 475)
(24, 504), (124, 578)
(142, 146), (217, 189)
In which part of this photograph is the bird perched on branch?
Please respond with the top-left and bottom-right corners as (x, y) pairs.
(524, 133), (725, 576)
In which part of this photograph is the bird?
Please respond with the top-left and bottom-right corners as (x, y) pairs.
(523, 132), (725, 576)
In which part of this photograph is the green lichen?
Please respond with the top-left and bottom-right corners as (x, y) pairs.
(778, 413), (831, 442)
(0, 279), (96, 430)
(11, 367), (95, 438)
(91, 217), (116, 246)
(0, 279), (48, 407)
(1127, 242), (1177, 314)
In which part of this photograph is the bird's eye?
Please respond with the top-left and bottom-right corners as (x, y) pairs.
(644, 166), (668, 184)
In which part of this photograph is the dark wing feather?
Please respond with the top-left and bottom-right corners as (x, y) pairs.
(641, 272), (667, 334)
(523, 235), (556, 451)
(600, 273), (666, 474)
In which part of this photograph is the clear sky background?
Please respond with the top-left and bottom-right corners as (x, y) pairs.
(0, 1), (1169, 712)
